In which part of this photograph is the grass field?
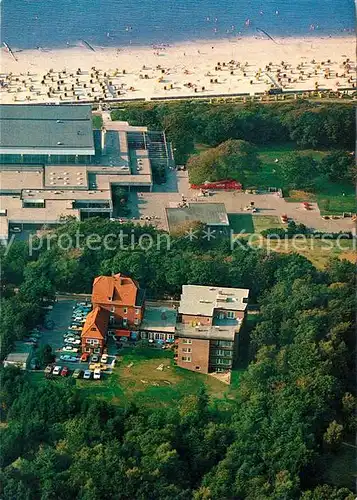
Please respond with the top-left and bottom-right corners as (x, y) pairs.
(35, 347), (242, 409)
(228, 214), (283, 234)
(250, 238), (356, 269)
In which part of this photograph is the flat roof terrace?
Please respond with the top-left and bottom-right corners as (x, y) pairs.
(0, 104), (95, 156)
(140, 306), (177, 334)
(0, 168), (44, 191)
(44, 165), (89, 188)
(176, 323), (238, 341)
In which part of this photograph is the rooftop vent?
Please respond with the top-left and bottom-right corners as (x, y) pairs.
(57, 141), (63, 145)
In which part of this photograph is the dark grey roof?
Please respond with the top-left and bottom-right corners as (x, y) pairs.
(166, 202), (229, 231)
(0, 105), (95, 155)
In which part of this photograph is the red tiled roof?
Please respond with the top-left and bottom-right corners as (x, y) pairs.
(92, 273), (139, 307)
(81, 306), (109, 340)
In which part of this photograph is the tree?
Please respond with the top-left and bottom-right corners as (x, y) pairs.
(323, 421), (344, 449)
(279, 152), (318, 189)
(187, 139), (260, 185)
(37, 344), (55, 367)
(319, 151), (355, 182)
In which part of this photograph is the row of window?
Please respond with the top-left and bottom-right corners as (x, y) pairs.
(86, 339), (100, 345)
(210, 349), (232, 357)
(109, 306), (141, 315)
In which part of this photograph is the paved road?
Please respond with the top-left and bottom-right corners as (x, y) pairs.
(127, 171), (355, 233)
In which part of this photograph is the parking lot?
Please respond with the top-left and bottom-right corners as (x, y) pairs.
(37, 298), (116, 379)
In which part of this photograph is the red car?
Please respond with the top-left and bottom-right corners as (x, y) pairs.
(302, 202), (310, 210)
(80, 352), (90, 362)
(61, 366), (69, 377)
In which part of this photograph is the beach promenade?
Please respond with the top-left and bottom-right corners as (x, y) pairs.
(0, 37), (355, 104)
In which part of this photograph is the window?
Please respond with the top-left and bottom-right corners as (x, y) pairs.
(167, 334), (174, 340)
(181, 356), (191, 362)
(23, 199), (45, 209)
(85, 347), (91, 353)
(182, 339), (192, 344)
(134, 318), (139, 325)
(123, 307), (128, 314)
(123, 318), (128, 327)
(195, 366), (201, 370)
(154, 333), (165, 340)
(86, 339), (99, 346)
(182, 347), (192, 353)
(111, 306), (115, 313)
(135, 308), (140, 315)
(227, 311), (235, 319)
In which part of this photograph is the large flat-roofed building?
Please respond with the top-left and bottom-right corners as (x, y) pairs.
(175, 284), (249, 381)
(0, 105), (95, 163)
(0, 104), (173, 241)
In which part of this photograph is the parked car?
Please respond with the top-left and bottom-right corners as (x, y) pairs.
(61, 366), (69, 377)
(101, 354), (108, 364)
(30, 358), (40, 370)
(83, 370), (92, 380)
(29, 332), (41, 339)
(80, 352), (90, 362)
(91, 354), (99, 363)
(72, 369), (82, 379)
(64, 338), (81, 345)
(93, 368), (101, 380)
(52, 366), (62, 376)
(62, 346), (79, 353)
(60, 354), (78, 362)
(44, 365), (53, 374)
(24, 341), (38, 348)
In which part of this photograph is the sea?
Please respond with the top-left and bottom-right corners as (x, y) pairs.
(1, 0), (355, 50)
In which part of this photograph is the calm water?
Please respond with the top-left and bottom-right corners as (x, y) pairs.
(1, 0), (355, 50)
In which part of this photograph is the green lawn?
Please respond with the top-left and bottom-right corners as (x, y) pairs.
(92, 114), (103, 129)
(67, 348), (240, 408)
(228, 214), (255, 234)
(229, 214), (283, 234)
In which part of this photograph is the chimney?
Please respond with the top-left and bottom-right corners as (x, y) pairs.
(101, 126), (106, 153)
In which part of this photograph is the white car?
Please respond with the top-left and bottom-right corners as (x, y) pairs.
(62, 346), (79, 353)
(93, 368), (101, 380)
(65, 338), (81, 345)
(52, 366), (61, 375)
(100, 354), (108, 364)
(83, 370), (92, 380)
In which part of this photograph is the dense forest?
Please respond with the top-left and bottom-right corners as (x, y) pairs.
(111, 100), (355, 164)
(1, 218), (355, 499)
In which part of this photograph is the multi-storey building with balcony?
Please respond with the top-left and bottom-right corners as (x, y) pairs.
(174, 285), (249, 379)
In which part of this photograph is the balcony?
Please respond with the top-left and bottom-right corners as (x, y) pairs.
(213, 317), (240, 327)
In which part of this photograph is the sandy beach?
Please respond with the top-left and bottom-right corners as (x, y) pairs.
(0, 36), (355, 104)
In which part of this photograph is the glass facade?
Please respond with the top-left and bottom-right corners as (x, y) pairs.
(0, 153), (93, 165)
